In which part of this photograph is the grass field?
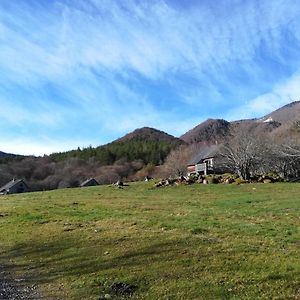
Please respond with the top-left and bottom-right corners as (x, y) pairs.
(0, 182), (299, 299)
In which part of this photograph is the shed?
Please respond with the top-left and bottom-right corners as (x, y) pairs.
(0, 179), (30, 195)
(80, 178), (99, 187)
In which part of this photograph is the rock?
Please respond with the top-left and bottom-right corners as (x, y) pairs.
(263, 179), (272, 183)
(203, 179), (208, 184)
(197, 177), (203, 183)
(225, 178), (235, 184)
(154, 181), (163, 187)
(154, 179), (167, 187)
(178, 175), (186, 182)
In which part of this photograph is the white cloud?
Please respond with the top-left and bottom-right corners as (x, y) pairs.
(1, 0), (300, 154)
(0, 136), (101, 156)
(227, 71), (300, 120)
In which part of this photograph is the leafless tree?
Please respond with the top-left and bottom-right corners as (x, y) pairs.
(162, 143), (202, 177)
(219, 125), (268, 180)
(272, 138), (300, 178)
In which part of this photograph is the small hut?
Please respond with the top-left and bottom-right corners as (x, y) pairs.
(0, 179), (30, 195)
(80, 178), (99, 188)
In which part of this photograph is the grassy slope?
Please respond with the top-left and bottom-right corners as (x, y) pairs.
(0, 183), (299, 299)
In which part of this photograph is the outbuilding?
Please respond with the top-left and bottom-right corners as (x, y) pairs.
(0, 179), (30, 195)
(80, 178), (99, 187)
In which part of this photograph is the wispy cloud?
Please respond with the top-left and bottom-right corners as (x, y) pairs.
(1, 0), (300, 154)
(226, 71), (300, 120)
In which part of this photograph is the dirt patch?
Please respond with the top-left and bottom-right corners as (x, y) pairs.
(0, 264), (41, 299)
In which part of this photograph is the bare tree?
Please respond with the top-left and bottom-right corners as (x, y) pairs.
(273, 138), (300, 178)
(219, 125), (267, 180)
(162, 144), (202, 177)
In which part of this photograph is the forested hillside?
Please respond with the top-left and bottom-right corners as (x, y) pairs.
(51, 127), (183, 165)
(0, 128), (183, 191)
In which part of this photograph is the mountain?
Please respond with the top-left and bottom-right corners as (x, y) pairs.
(180, 119), (230, 144)
(50, 127), (183, 166)
(1, 101), (299, 191)
(180, 102), (300, 145)
(0, 151), (22, 163)
(259, 101), (300, 125)
(0, 151), (14, 157)
(115, 127), (184, 145)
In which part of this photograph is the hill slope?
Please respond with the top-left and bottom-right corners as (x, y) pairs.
(50, 127), (183, 165)
(180, 101), (300, 145)
(260, 101), (300, 124)
(0, 151), (15, 158)
(180, 119), (230, 144)
(115, 126), (183, 145)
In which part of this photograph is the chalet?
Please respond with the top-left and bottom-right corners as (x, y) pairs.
(187, 146), (218, 176)
(80, 178), (99, 187)
(0, 179), (30, 195)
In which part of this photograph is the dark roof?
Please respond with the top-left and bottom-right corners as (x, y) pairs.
(188, 145), (219, 165)
(80, 178), (99, 187)
(0, 179), (26, 192)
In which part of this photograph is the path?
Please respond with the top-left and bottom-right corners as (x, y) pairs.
(0, 264), (41, 300)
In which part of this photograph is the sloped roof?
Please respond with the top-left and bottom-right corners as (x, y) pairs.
(188, 145), (219, 165)
(80, 178), (99, 187)
(0, 179), (26, 192)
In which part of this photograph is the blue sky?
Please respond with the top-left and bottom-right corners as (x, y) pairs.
(1, 0), (300, 155)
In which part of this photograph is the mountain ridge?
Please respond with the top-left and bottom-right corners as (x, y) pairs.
(1, 101), (300, 156)
(179, 101), (300, 145)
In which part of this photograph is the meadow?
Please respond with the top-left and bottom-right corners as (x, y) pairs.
(0, 182), (299, 299)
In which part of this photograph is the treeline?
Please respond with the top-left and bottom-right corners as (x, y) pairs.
(50, 140), (176, 166)
(0, 156), (148, 191)
(0, 154), (24, 165)
(0, 139), (180, 191)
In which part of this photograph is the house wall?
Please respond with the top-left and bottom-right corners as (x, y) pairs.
(8, 182), (29, 194)
(187, 158), (216, 176)
(187, 165), (196, 175)
(203, 158), (214, 168)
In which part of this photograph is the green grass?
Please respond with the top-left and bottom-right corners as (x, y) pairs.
(0, 182), (299, 299)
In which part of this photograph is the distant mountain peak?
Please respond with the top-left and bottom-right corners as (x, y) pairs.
(114, 126), (184, 145)
(179, 101), (300, 145)
(180, 119), (230, 144)
(0, 151), (17, 158)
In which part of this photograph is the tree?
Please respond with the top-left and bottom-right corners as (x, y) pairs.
(162, 144), (201, 177)
(219, 126), (267, 180)
(273, 139), (300, 178)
